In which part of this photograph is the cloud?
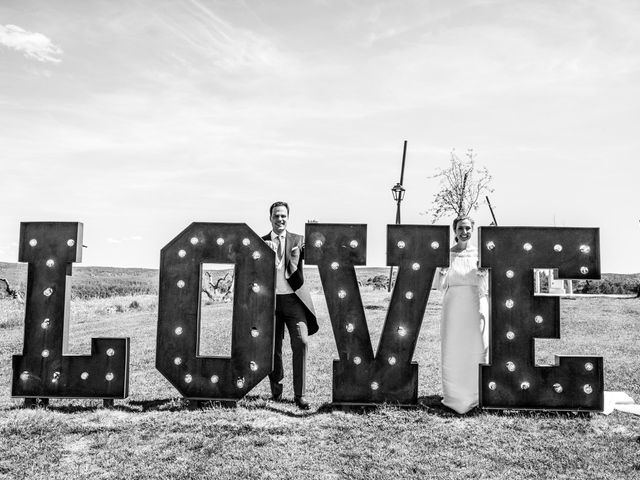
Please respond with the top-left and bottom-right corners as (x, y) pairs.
(0, 24), (62, 63)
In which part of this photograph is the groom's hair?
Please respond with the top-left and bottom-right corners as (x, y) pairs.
(269, 201), (290, 216)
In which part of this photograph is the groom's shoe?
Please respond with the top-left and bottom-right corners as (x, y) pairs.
(294, 396), (310, 410)
(271, 382), (283, 401)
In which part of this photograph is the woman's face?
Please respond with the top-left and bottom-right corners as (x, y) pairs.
(455, 219), (474, 243)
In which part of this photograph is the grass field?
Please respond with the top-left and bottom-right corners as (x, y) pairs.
(0, 267), (639, 479)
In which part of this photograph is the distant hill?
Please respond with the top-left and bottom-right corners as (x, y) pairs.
(0, 262), (638, 299)
(0, 262), (158, 299)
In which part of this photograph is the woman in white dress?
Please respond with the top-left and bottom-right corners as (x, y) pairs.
(436, 216), (489, 414)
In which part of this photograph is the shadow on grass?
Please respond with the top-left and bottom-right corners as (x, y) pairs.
(5, 395), (598, 420)
(8, 401), (142, 414)
(309, 394), (477, 417)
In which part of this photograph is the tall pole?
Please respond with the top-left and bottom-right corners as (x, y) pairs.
(395, 140), (407, 224)
(485, 195), (498, 226)
(389, 141), (408, 292)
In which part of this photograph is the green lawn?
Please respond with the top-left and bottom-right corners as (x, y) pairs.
(0, 272), (639, 479)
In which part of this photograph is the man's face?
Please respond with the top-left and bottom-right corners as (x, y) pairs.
(270, 205), (288, 234)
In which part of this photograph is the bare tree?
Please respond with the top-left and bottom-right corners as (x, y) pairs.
(202, 271), (233, 303)
(425, 149), (493, 223)
(0, 278), (24, 302)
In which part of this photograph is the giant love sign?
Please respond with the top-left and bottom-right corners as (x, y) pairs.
(11, 222), (604, 411)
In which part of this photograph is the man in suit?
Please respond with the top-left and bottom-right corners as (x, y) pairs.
(263, 201), (318, 410)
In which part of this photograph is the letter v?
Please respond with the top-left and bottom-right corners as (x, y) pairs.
(305, 223), (449, 405)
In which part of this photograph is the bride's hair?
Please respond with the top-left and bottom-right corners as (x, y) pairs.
(452, 215), (475, 243)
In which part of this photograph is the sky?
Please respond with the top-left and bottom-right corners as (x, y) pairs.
(1, 0), (638, 273)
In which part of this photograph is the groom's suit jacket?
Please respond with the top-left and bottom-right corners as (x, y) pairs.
(262, 231), (318, 335)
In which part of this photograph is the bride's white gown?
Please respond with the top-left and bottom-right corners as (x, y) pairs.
(438, 248), (489, 414)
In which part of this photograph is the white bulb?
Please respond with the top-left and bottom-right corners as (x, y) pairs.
(250, 361), (258, 371)
(236, 378), (245, 388)
(353, 356), (361, 365)
(505, 299), (514, 309)
(580, 266), (589, 275)
(405, 291), (414, 300)
(331, 262), (339, 270)
(345, 323), (354, 333)
(106, 348), (115, 357)
(506, 361), (515, 372)
(430, 241), (439, 249)
(175, 327), (183, 335)
(81, 372), (89, 380)
(251, 283), (260, 293)
(397, 241), (406, 249)
(580, 245), (591, 254)
(553, 383), (563, 393)
(412, 263), (420, 271)
(52, 371), (60, 382)
(314, 239), (323, 248)
(29, 239), (38, 247)
(174, 357), (182, 365)
(210, 375), (219, 384)
(43, 288), (53, 297)
(46, 259), (55, 268)
(486, 241), (496, 250)
(251, 328), (259, 338)
(520, 381), (530, 390)
(67, 239), (75, 247)
(190, 237), (199, 245)
(583, 384), (593, 394)
(242, 238), (251, 246)
(216, 237), (224, 246)
(252, 251), (261, 260)
(584, 362), (594, 371)
(338, 290), (347, 299)
(41, 349), (50, 358)
(534, 315), (544, 324)
(185, 374), (192, 383)
(349, 240), (358, 248)
(488, 381), (497, 390)
(554, 244), (563, 252)
(506, 331), (515, 340)
(177, 280), (185, 288)
(370, 382), (379, 391)
(41, 318), (50, 329)
(523, 243), (532, 251)
(388, 356), (396, 365)
(20, 371), (29, 381)
(105, 372), (114, 381)
(506, 270), (514, 278)
(178, 249), (186, 258)
(397, 326), (407, 337)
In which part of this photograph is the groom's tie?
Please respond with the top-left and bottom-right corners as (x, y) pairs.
(276, 235), (284, 263)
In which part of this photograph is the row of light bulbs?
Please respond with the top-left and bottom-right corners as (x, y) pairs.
(28, 238), (76, 248)
(20, 371), (116, 382)
(485, 241), (591, 253)
(312, 238), (441, 251)
(503, 361), (594, 372)
(487, 381), (594, 395)
(488, 360), (595, 393)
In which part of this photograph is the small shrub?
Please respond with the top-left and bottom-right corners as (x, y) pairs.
(115, 304), (125, 313)
(365, 275), (389, 290)
(129, 300), (140, 309)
